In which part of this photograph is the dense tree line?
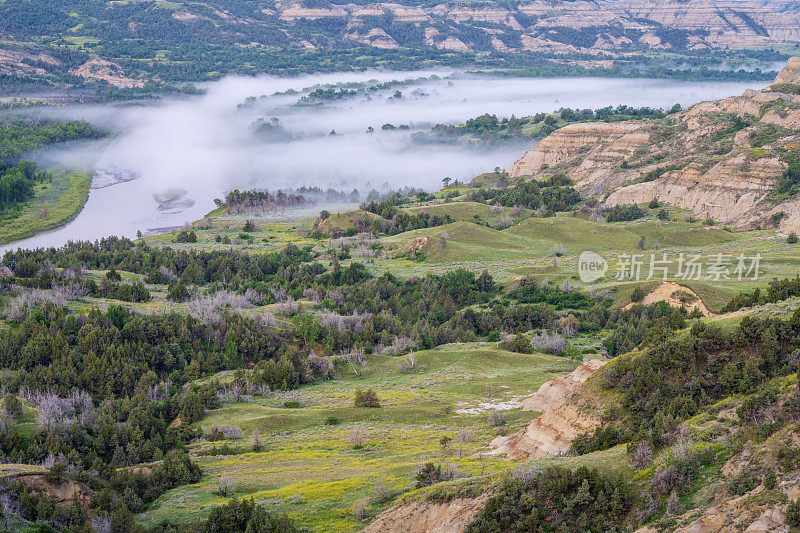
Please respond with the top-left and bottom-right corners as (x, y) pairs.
(0, 295), (324, 527)
(0, 120), (103, 168)
(468, 466), (634, 532)
(299, 87), (357, 103)
(721, 275), (800, 312)
(512, 277), (606, 310)
(2, 236), (634, 360)
(558, 280), (800, 518)
(0, 160), (51, 211)
(601, 301), (689, 357)
(216, 188), (306, 214)
(605, 204), (646, 222)
(4, 237), (315, 290)
(469, 174), (583, 211)
(430, 104), (678, 145)
(601, 310), (800, 444)
(560, 104), (677, 122)
(3, 237), (619, 360)
(0, 303), (305, 397)
(358, 195), (454, 235)
(204, 498), (296, 532)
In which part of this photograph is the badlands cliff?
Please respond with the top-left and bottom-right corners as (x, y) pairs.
(490, 359), (606, 459)
(508, 57), (800, 232)
(4, 0), (799, 85)
(271, 0), (800, 52)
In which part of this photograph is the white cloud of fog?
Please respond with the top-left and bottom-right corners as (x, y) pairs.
(5, 70), (762, 250)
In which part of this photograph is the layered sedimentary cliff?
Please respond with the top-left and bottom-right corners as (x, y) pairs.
(490, 359), (606, 459)
(136, 0), (800, 55)
(507, 58), (800, 231)
(774, 56), (800, 85)
(3, 0), (799, 84)
(270, 0), (800, 52)
(362, 493), (491, 533)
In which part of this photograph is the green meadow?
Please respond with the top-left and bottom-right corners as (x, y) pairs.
(76, 188), (800, 531)
(139, 345), (569, 531)
(0, 171), (91, 245)
(136, 195), (798, 316)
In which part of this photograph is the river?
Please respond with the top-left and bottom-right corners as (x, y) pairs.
(2, 71), (765, 252)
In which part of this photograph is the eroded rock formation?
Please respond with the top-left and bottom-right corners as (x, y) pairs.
(271, 0), (800, 52)
(507, 58), (800, 232)
(490, 359), (605, 459)
(362, 493), (491, 533)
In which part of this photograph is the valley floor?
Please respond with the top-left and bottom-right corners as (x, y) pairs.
(139, 345), (573, 531)
(0, 171), (90, 246)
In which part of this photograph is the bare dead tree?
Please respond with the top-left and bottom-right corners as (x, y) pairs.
(0, 493), (18, 530)
(275, 297), (299, 316)
(397, 353), (416, 373)
(512, 464), (541, 484)
(456, 428), (474, 459)
(343, 348), (366, 375)
(666, 491), (683, 516)
(21, 390), (94, 429)
(217, 475), (235, 496)
(352, 499), (368, 521)
(374, 336), (414, 356)
(90, 513), (111, 533)
(631, 440), (653, 470)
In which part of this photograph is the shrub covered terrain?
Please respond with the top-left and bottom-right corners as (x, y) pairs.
(0, 173), (799, 531)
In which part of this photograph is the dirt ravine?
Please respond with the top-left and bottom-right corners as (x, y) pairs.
(11, 471), (91, 508)
(623, 281), (712, 316)
(490, 359), (605, 459)
(362, 493), (490, 533)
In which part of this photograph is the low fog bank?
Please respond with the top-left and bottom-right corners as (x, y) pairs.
(4, 71), (762, 251)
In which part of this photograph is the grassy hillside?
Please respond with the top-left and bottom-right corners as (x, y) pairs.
(3, 170), (800, 532)
(83, 191), (800, 529)
(0, 171), (91, 245)
(140, 345), (568, 531)
(0, 0), (783, 97)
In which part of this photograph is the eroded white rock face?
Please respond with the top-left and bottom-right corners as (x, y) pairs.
(262, 1), (800, 53)
(506, 58), (800, 231)
(489, 359), (606, 460)
(774, 56), (800, 85)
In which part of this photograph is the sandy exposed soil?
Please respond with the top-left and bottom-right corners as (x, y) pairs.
(362, 493), (491, 533)
(489, 359), (605, 459)
(623, 281), (712, 316)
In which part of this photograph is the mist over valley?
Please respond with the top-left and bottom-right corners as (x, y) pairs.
(4, 72), (761, 249)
